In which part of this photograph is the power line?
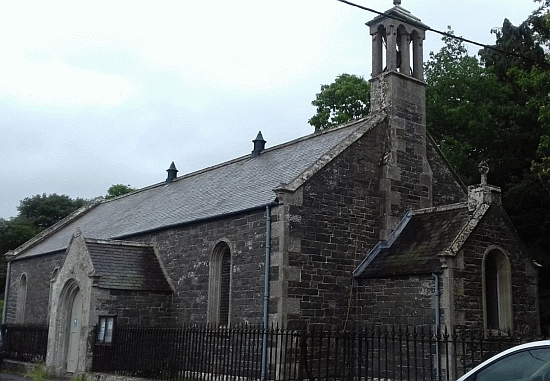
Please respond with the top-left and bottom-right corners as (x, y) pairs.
(336, 0), (549, 67)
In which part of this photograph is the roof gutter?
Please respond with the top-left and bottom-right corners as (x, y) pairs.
(115, 202), (279, 239)
(12, 202), (281, 263)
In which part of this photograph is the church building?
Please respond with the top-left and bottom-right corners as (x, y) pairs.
(3, 1), (540, 375)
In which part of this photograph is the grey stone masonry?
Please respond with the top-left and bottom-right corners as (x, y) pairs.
(92, 288), (174, 327)
(6, 251), (65, 325)
(355, 275), (438, 327)
(448, 205), (540, 336)
(371, 71), (432, 241)
(132, 208), (269, 325)
(279, 119), (466, 329)
(5, 208), (269, 327)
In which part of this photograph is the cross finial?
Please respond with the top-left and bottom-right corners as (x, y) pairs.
(479, 160), (490, 186)
(393, 0), (401, 5)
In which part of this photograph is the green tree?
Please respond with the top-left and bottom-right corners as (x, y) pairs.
(424, 24), (550, 268)
(425, 29), (503, 185)
(480, 19), (546, 79)
(477, 8), (550, 333)
(0, 217), (38, 294)
(505, 2), (550, 197)
(308, 73), (370, 132)
(0, 193), (88, 294)
(532, 135), (550, 192)
(105, 184), (136, 199)
(0, 217), (38, 256)
(425, 27), (543, 192)
(17, 193), (88, 231)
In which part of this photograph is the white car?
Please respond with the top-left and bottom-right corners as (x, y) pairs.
(457, 340), (550, 381)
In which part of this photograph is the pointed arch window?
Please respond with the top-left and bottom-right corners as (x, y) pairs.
(483, 248), (513, 335)
(16, 273), (27, 324)
(207, 242), (231, 326)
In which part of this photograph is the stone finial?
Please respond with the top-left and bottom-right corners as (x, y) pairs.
(252, 131), (266, 158)
(393, 0), (401, 5)
(166, 161), (178, 184)
(479, 161), (489, 186)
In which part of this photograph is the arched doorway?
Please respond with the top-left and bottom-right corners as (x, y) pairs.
(66, 290), (82, 373)
(47, 279), (83, 375)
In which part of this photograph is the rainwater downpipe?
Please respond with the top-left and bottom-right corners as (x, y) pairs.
(433, 273), (441, 381)
(2, 261), (10, 323)
(261, 205), (272, 381)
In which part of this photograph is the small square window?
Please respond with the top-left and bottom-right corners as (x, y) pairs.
(97, 316), (116, 344)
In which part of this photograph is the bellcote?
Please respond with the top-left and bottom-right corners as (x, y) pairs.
(366, 2), (429, 80)
(368, 2), (433, 241)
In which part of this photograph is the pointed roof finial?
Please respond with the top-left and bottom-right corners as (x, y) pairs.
(252, 131), (266, 158)
(394, 0), (401, 5)
(166, 161), (178, 184)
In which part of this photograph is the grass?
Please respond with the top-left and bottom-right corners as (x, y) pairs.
(25, 363), (50, 381)
(69, 375), (88, 381)
(25, 361), (91, 381)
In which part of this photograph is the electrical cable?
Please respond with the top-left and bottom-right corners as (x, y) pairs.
(337, 0), (550, 68)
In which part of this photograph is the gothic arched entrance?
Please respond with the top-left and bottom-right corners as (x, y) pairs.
(47, 279), (83, 375)
(66, 289), (82, 373)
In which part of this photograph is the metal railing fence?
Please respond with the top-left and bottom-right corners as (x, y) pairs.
(3, 324), (48, 362)
(92, 324), (539, 381)
(2, 323), (538, 380)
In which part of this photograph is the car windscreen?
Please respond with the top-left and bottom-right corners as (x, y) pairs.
(469, 347), (550, 381)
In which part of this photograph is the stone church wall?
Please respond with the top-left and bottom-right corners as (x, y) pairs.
(281, 120), (470, 329)
(131, 208), (269, 326)
(284, 127), (385, 329)
(6, 251), (65, 325)
(426, 138), (467, 206)
(451, 206), (540, 336)
(7, 208), (269, 327)
(355, 274), (438, 327)
(92, 288), (174, 327)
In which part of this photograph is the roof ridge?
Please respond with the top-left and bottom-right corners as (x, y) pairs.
(158, 117), (371, 186)
(95, 117), (374, 202)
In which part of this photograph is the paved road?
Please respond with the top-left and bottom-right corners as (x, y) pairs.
(0, 373), (30, 381)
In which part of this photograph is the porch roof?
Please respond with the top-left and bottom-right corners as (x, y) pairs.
(354, 204), (471, 278)
(86, 239), (172, 292)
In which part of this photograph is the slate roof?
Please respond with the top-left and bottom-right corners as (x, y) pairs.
(86, 239), (172, 292)
(13, 113), (385, 260)
(354, 204), (472, 278)
(366, 4), (429, 30)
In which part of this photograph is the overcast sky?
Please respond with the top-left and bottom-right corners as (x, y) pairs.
(0, 0), (540, 219)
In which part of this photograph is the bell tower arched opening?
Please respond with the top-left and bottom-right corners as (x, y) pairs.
(367, 3), (427, 81)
